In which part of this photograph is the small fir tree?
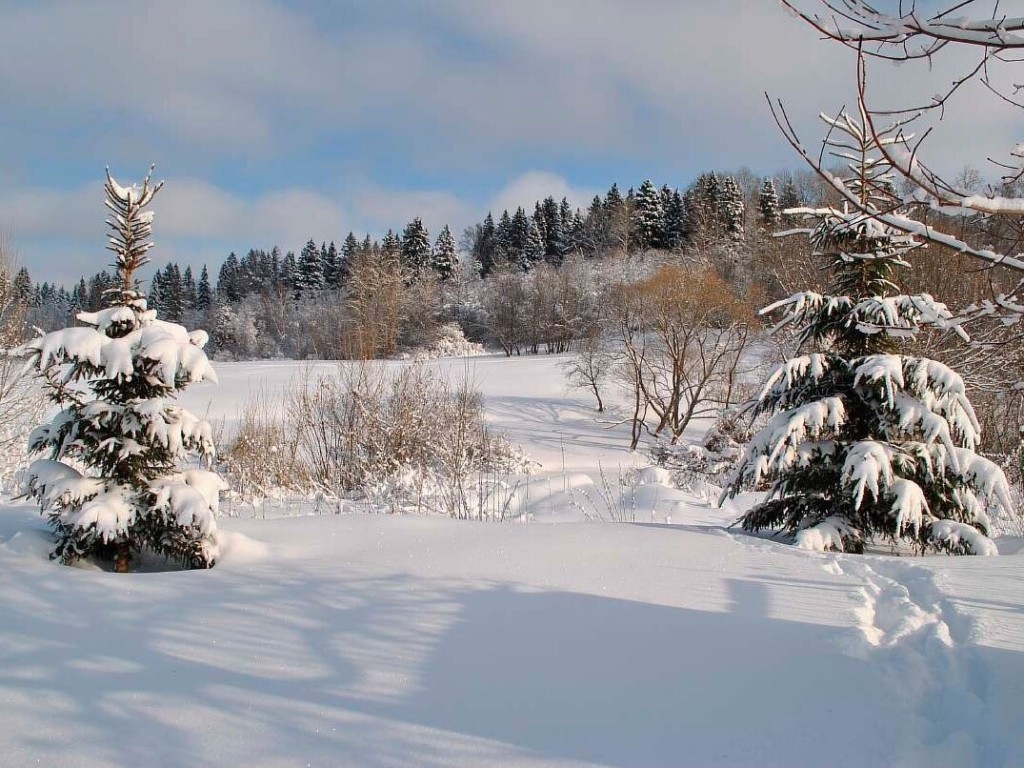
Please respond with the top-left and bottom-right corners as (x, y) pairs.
(522, 217), (545, 271)
(196, 265), (213, 311)
(474, 213), (498, 276)
(722, 113), (1012, 555)
(632, 179), (665, 251)
(432, 224), (459, 281)
(719, 175), (745, 243)
(296, 238), (324, 295)
(181, 265), (197, 312)
(17, 168), (225, 572)
(663, 188), (689, 250)
(12, 267), (33, 304)
(758, 177), (781, 230)
(401, 217), (432, 278)
(217, 252), (242, 303)
(495, 210), (514, 265)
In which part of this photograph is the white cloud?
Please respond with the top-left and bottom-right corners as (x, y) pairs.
(0, 0), (1016, 176)
(487, 171), (599, 218)
(2, 0), (1021, 285)
(3, 167), (606, 284)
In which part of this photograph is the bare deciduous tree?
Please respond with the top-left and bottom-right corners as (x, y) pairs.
(609, 264), (755, 449)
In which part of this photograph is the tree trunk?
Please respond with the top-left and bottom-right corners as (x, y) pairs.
(114, 541), (131, 573)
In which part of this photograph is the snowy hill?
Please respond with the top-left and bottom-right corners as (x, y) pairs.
(0, 355), (1021, 767)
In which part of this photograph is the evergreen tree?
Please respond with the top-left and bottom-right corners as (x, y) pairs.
(162, 263), (183, 322)
(475, 213), (498, 276)
(663, 188), (689, 250)
(148, 271), (164, 315)
(182, 265), (197, 312)
(12, 267), (33, 305)
(779, 175), (801, 225)
(719, 175), (745, 243)
(340, 232), (359, 285)
(558, 197), (574, 248)
(632, 179), (665, 251)
(87, 270), (119, 309)
(159, 266), (184, 323)
(17, 168), (224, 571)
(510, 207), (531, 266)
(280, 251), (298, 299)
(690, 172), (722, 242)
(432, 224), (459, 281)
(604, 183), (631, 252)
(758, 177), (782, 230)
(296, 239), (324, 296)
(381, 229), (401, 257)
(70, 278), (88, 313)
(401, 217), (432, 278)
(217, 253), (241, 303)
(269, 247), (282, 289)
(541, 196), (564, 260)
(583, 195), (609, 255)
(569, 209), (586, 255)
(723, 114), (1011, 555)
(196, 266), (213, 311)
(323, 241), (340, 289)
(495, 210), (514, 265)
(605, 183), (623, 210)
(522, 217), (545, 270)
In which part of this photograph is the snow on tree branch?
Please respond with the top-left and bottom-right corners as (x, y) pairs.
(781, 1), (1024, 58)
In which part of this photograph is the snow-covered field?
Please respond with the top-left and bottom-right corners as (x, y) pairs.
(1, 354), (1021, 767)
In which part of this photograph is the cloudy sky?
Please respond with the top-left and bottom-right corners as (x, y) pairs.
(0, 0), (1019, 284)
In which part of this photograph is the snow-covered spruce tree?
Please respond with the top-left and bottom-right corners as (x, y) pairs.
(16, 168), (224, 572)
(722, 112), (1013, 555)
(432, 225), (459, 281)
(401, 217), (432, 279)
(719, 175), (745, 243)
(522, 217), (545, 271)
(758, 177), (781, 230)
(632, 179), (665, 251)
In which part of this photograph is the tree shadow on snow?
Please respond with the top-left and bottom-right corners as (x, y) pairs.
(0, 557), (1017, 767)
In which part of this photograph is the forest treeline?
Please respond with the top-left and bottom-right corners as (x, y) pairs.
(17, 169), (809, 357)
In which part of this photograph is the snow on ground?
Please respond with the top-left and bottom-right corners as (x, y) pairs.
(1, 354), (1022, 767)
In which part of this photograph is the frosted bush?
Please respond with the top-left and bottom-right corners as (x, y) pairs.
(410, 323), (485, 360)
(222, 361), (530, 518)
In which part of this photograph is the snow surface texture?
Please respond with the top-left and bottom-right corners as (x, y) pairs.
(0, 355), (1020, 767)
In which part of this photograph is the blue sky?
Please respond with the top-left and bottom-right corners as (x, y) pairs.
(0, 0), (1018, 284)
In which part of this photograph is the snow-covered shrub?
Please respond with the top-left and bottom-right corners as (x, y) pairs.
(220, 385), (310, 505)
(649, 410), (751, 490)
(721, 113), (1013, 555)
(15, 169), (225, 571)
(568, 462), (644, 523)
(276, 361), (530, 517)
(410, 322), (485, 360)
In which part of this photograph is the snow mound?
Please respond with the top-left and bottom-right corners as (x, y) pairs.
(216, 530), (271, 566)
